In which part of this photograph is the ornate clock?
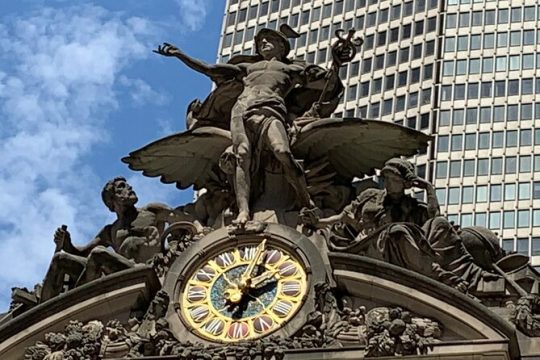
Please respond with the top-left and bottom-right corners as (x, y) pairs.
(163, 223), (327, 343)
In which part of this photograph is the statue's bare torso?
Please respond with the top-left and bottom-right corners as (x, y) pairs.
(237, 59), (304, 107)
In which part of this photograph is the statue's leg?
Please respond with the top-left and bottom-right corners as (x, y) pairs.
(231, 112), (252, 224)
(266, 119), (313, 208)
(76, 246), (133, 285)
(41, 253), (87, 302)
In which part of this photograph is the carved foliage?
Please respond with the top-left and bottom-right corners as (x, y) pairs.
(364, 307), (441, 357)
(25, 320), (104, 360)
(25, 285), (442, 359)
(508, 295), (540, 337)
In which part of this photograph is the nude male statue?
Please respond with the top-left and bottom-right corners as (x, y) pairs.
(40, 177), (174, 301)
(154, 26), (336, 225)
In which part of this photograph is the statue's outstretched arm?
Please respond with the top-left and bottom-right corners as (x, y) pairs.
(154, 42), (242, 80)
(54, 225), (111, 257)
(301, 203), (357, 229)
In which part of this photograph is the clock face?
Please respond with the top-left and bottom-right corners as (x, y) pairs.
(179, 240), (308, 342)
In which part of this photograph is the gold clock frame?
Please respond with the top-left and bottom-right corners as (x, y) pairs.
(163, 223), (328, 345)
(179, 240), (309, 342)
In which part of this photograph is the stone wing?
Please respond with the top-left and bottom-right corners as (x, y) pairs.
(292, 118), (431, 181)
(122, 127), (232, 190)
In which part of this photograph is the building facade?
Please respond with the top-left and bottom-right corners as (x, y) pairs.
(219, 0), (540, 265)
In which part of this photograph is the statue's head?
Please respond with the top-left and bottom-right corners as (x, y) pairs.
(102, 177), (138, 212)
(380, 158), (417, 193)
(254, 24), (299, 60)
(255, 31), (288, 60)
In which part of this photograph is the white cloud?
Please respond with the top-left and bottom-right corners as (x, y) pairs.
(0, 5), (165, 309)
(175, 0), (212, 32)
(119, 75), (170, 107)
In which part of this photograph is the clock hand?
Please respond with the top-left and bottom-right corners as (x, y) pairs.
(239, 239), (266, 289)
(250, 268), (280, 288)
(222, 273), (236, 287)
(246, 293), (267, 308)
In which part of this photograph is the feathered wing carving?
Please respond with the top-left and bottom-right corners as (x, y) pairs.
(123, 119), (429, 194)
(122, 127), (232, 190)
(292, 118), (431, 182)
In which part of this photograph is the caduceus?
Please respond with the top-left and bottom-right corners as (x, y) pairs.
(312, 29), (364, 116)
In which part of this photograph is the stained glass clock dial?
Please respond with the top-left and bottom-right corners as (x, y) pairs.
(180, 240), (308, 342)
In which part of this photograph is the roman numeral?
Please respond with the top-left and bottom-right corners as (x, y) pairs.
(273, 300), (293, 317)
(254, 316), (273, 333)
(205, 318), (224, 335)
(264, 249), (282, 264)
(189, 306), (209, 322)
(217, 252), (234, 267)
(281, 281), (301, 296)
(228, 322), (248, 339)
(279, 262), (297, 276)
(187, 286), (206, 302)
(196, 266), (215, 282)
(242, 246), (257, 260)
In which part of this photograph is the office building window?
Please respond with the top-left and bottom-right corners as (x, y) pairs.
(511, 7), (522, 23)
(491, 158), (503, 175)
(519, 182), (531, 200)
(475, 212), (487, 227)
(491, 184), (502, 202)
(463, 159), (475, 176)
(504, 183), (516, 200)
(462, 186), (474, 204)
(522, 105), (533, 120)
(464, 133), (476, 150)
(503, 211), (515, 229)
(507, 105), (518, 121)
(489, 212), (501, 230)
(461, 214), (472, 227)
(498, 9), (509, 24)
(502, 239), (514, 253)
(477, 185), (487, 202)
(478, 132), (490, 149)
(533, 238), (540, 256)
(478, 159), (489, 176)
(449, 160), (461, 177)
(436, 188), (446, 205)
(484, 33), (494, 48)
(498, 32), (508, 48)
(507, 131), (518, 147)
(468, 58), (480, 74)
(479, 107), (491, 123)
(493, 106), (505, 122)
(517, 238), (529, 255)
(451, 134), (463, 151)
(534, 211), (540, 227)
(448, 187), (459, 205)
(518, 210), (530, 228)
(485, 10), (495, 25)
(520, 156), (532, 173)
(506, 157), (517, 174)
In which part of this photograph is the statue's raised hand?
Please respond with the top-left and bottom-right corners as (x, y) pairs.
(144, 226), (160, 247)
(153, 42), (181, 57)
(411, 177), (432, 190)
(53, 225), (71, 252)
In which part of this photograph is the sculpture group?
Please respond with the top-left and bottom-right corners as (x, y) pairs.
(8, 24), (540, 359)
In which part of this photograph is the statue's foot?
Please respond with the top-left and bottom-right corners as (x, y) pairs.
(233, 211), (250, 226)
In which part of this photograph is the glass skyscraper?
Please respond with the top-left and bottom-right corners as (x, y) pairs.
(219, 0), (540, 264)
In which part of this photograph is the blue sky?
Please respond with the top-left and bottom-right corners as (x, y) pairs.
(0, 0), (225, 310)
